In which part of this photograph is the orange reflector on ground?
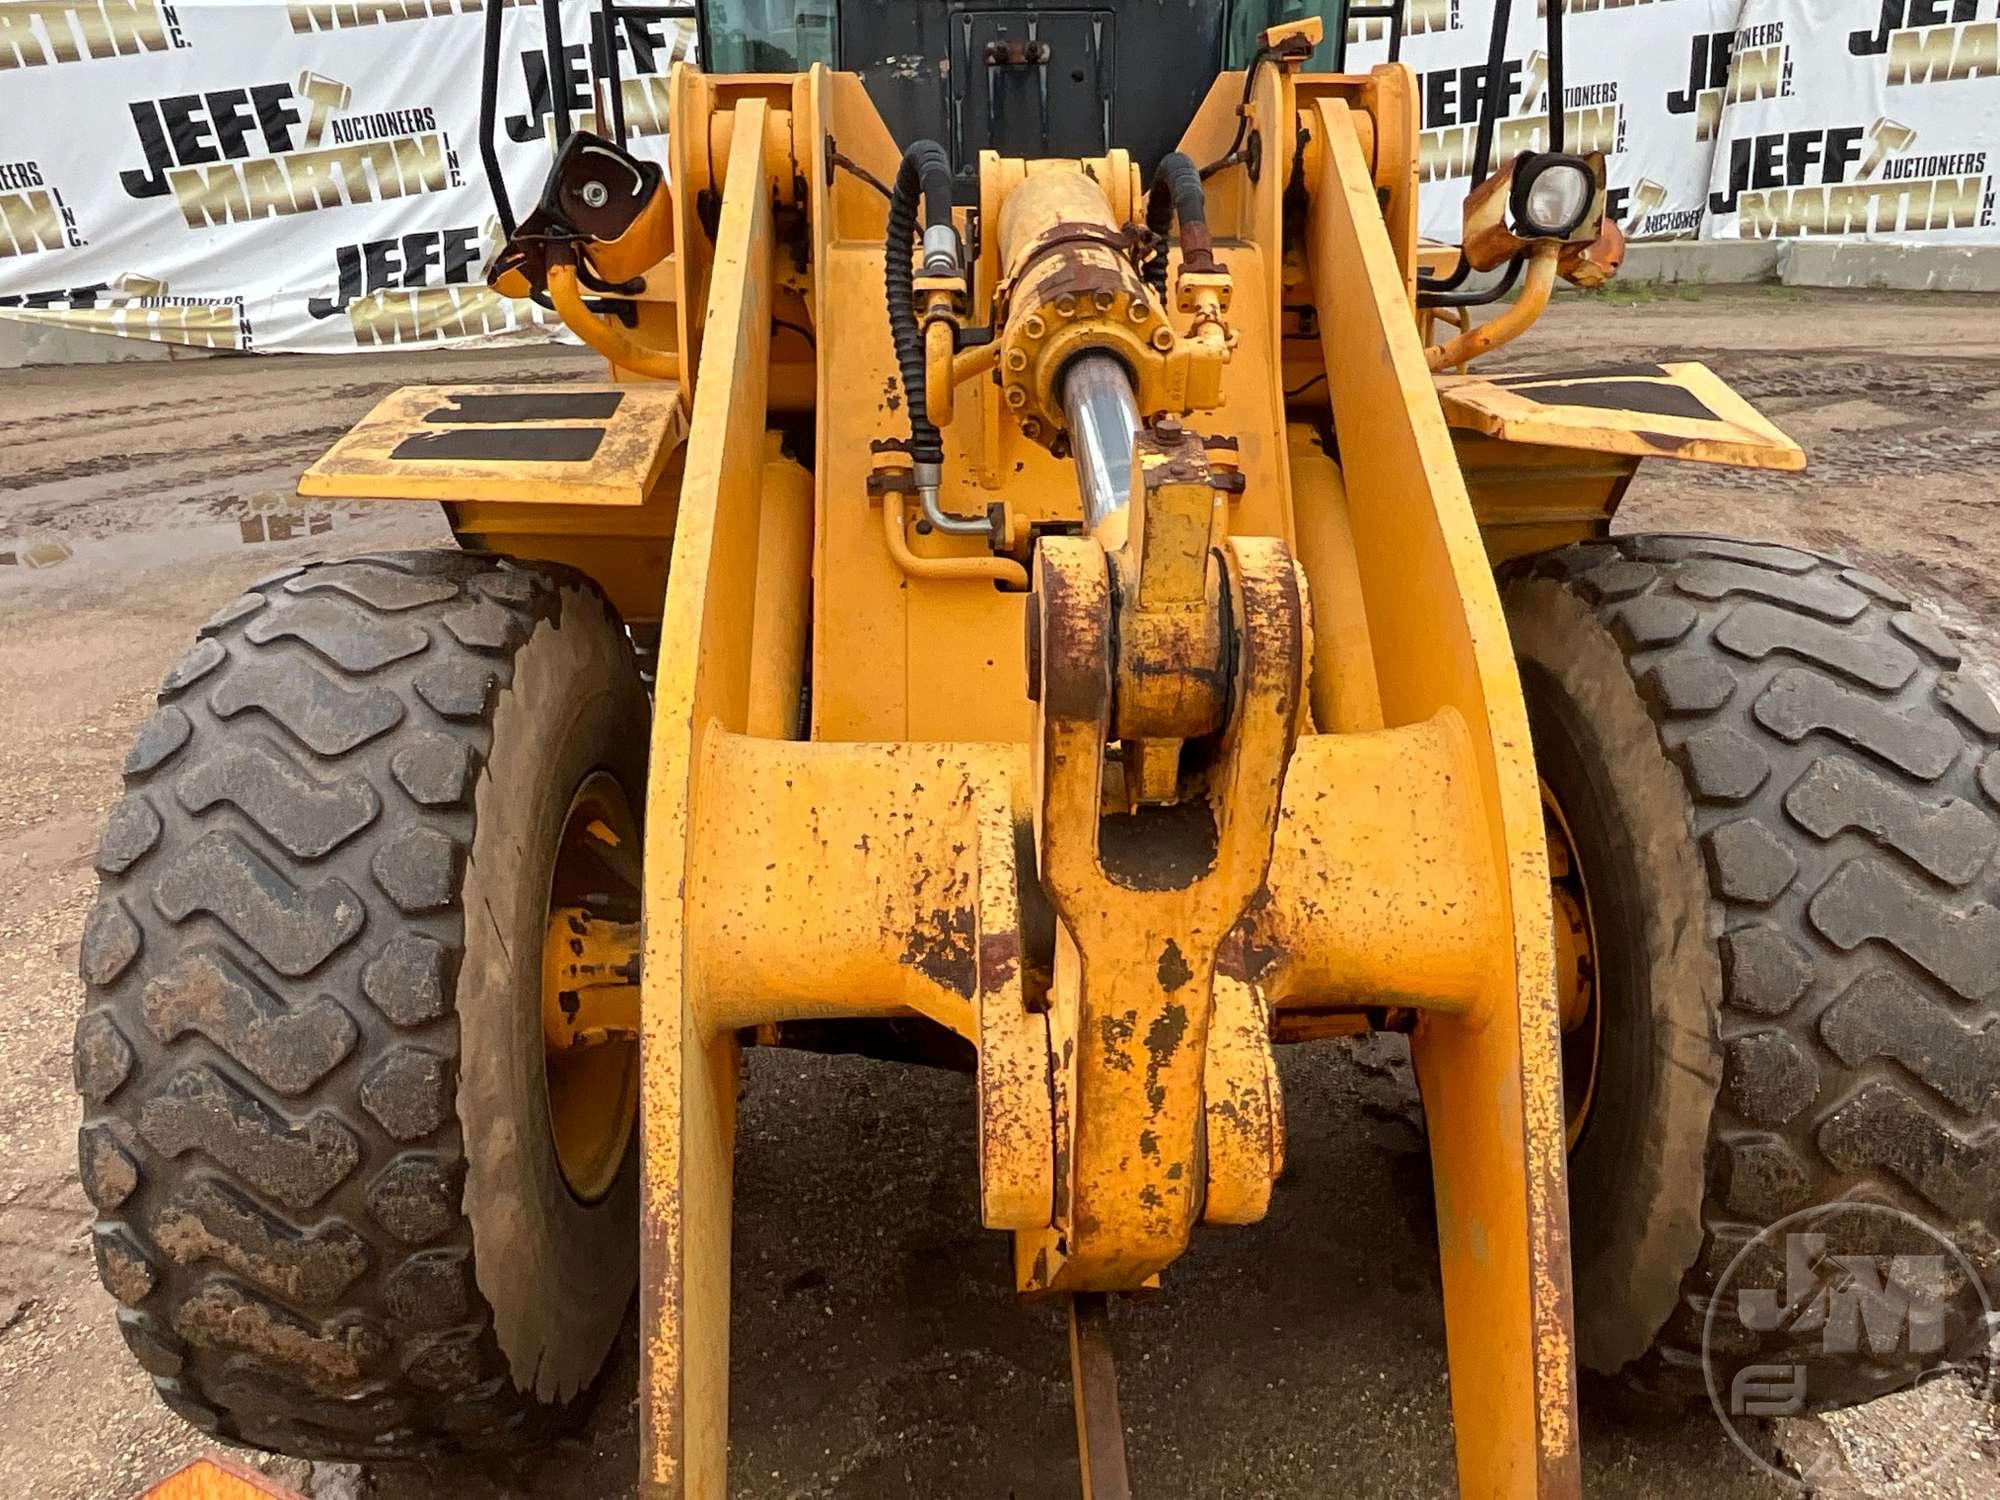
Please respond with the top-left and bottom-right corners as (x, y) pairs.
(138, 1456), (306, 1500)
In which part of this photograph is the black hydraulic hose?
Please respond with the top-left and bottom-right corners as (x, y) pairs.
(1545, 0), (1566, 153)
(1145, 152), (1212, 298)
(1422, 252), (1526, 309)
(885, 140), (954, 466)
(1419, 0), (1514, 298)
(480, 0), (514, 236)
(542, 0), (572, 148)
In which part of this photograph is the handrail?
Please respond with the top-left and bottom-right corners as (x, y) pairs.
(548, 259), (682, 381)
(1425, 243), (1558, 372)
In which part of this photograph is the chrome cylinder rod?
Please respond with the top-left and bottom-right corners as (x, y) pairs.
(1060, 354), (1142, 538)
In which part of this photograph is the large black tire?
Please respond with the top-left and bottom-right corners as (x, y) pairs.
(73, 551), (648, 1458)
(1504, 535), (2000, 1409)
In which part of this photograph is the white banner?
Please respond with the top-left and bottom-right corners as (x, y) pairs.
(1703, 0), (2000, 243)
(0, 2), (1993, 356)
(0, 0), (691, 352)
(1348, 0), (1752, 242)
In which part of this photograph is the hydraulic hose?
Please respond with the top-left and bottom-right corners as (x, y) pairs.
(1144, 152), (1214, 298)
(884, 140), (955, 473)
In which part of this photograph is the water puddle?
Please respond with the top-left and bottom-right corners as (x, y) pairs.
(0, 492), (371, 587)
(0, 539), (74, 569)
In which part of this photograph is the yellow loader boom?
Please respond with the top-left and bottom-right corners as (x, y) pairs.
(95, 5), (2000, 1500)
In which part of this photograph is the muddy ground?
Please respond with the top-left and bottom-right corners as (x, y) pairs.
(4, 288), (1999, 1499)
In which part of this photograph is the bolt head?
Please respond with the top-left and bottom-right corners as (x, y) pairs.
(581, 180), (610, 208)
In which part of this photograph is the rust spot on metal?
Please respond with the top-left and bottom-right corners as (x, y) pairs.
(1216, 902), (1283, 987)
(1098, 1008), (1138, 1070)
(1141, 1002), (1188, 1111)
(978, 929), (1020, 989)
(1035, 560), (1113, 726)
(1155, 939), (1192, 993)
(900, 904), (977, 998)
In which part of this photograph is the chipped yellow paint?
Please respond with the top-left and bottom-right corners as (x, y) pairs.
(1020, 523), (1303, 1292)
(1201, 975), (1283, 1226)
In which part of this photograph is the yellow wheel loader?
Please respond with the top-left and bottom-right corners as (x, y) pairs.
(82, 3), (2000, 1496)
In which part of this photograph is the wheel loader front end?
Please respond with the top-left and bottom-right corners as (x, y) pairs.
(91, 4), (2000, 1498)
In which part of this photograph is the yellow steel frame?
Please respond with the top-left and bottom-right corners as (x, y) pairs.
(604, 62), (1586, 1498)
(292, 42), (1805, 1500)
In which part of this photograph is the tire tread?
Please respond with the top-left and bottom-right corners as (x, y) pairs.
(1522, 534), (2000, 1408)
(77, 549), (601, 1458)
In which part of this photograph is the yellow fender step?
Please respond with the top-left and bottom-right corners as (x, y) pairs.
(299, 382), (686, 506)
(1436, 360), (1805, 470)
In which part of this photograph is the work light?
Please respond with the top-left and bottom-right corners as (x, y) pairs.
(1512, 153), (1597, 239)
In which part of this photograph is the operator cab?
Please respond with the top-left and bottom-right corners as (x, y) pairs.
(695, 1), (1350, 195)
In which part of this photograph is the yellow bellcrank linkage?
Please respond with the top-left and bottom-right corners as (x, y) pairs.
(613, 34), (1581, 1500)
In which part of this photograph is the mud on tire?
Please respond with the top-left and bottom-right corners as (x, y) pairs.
(73, 550), (648, 1458)
(1504, 535), (2000, 1410)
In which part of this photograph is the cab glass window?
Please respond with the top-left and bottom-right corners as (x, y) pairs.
(1223, 1), (1341, 70)
(701, 0), (838, 72)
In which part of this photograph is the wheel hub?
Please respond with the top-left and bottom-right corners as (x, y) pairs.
(540, 771), (644, 1202)
(1542, 785), (1602, 1150)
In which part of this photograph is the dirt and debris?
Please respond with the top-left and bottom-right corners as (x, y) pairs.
(3, 289), (1998, 1498)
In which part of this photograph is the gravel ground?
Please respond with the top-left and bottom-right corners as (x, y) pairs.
(3, 287), (1998, 1499)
